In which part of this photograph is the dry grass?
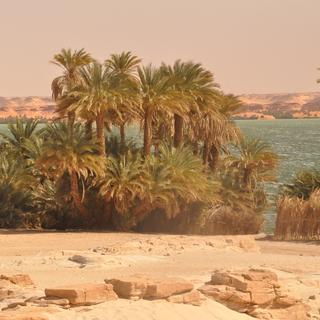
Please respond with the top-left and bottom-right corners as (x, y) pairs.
(275, 189), (320, 240)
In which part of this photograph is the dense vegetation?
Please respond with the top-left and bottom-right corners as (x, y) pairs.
(0, 49), (278, 233)
(275, 170), (320, 240)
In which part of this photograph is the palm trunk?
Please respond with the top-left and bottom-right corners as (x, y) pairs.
(173, 114), (183, 148)
(193, 142), (199, 156)
(70, 171), (86, 216)
(203, 141), (210, 165)
(85, 120), (93, 139)
(209, 144), (220, 172)
(96, 111), (106, 156)
(120, 123), (125, 146)
(144, 107), (152, 156)
(67, 111), (75, 137)
(243, 168), (251, 190)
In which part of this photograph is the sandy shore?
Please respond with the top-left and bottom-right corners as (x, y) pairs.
(0, 231), (319, 319)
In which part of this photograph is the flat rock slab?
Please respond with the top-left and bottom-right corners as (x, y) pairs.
(105, 275), (193, 299)
(45, 283), (117, 306)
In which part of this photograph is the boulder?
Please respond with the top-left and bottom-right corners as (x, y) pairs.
(105, 275), (193, 300)
(167, 290), (204, 306)
(45, 283), (117, 306)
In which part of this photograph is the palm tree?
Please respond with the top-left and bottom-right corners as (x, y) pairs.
(134, 144), (214, 222)
(137, 65), (187, 156)
(51, 48), (93, 129)
(36, 122), (103, 216)
(66, 62), (134, 155)
(105, 52), (141, 146)
(207, 93), (242, 170)
(97, 144), (213, 230)
(161, 60), (219, 147)
(0, 151), (34, 227)
(98, 153), (145, 214)
(0, 118), (40, 159)
(224, 137), (278, 190)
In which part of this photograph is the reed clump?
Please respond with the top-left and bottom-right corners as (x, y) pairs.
(275, 189), (320, 240)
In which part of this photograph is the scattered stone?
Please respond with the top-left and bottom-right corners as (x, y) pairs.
(68, 255), (97, 266)
(45, 283), (118, 306)
(105, 275), (193, 300)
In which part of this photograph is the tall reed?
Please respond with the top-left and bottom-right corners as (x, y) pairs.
(275, 189), (320, 240)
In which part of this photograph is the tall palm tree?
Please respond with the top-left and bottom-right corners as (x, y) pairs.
(105, 52), (141, 146)
(36, 122), (103, 216)
(207, 93), (242, 170)
(161, 60), (219, 147)
(137, 65), (187, 156)
(67, 62), (133, 155)
(51, 48), (93, 129)
(224, 137), (278, 190)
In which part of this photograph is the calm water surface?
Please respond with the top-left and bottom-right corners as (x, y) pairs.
(1, 119), (320, 232)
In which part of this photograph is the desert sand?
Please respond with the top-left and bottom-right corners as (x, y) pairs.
(0, 231), (319, 319)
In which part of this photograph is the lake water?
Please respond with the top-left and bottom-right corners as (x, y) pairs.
(1, 119), (320, 232)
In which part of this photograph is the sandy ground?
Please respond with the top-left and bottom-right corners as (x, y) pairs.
(0, 231), (320, 319)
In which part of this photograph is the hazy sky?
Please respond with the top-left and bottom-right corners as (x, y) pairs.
(0, 0), (320, 96)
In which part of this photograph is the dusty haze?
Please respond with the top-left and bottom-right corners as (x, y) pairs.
(0, 0), (320, 96)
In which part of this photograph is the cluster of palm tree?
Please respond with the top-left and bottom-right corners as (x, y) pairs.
(0, 49), (278, 233)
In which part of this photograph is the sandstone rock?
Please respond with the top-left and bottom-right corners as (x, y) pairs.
(167, 290), (204, 306)
(209, 270), (276, 306)
(33, 297), (70, 307)
(105, 275), (193, 300)
(0, 274), (34, 287)
(198, 284), (251, 311)
(146, 278), (193, 299)
(242, 269), (278, 282)
(105, 276), (147, 299)
(0, 306), (59, 320)
(202, 268), (311, 320)
(238, 237), (260, 252)
(0, 279), (19, 299)
(250, 303), (311, 320)
(45, 283), (117, 306)
(4, 299), (27, 309)
(275, 295), (302, 307)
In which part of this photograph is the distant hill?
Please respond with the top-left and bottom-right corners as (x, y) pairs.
(1, 92), (320, 120)
(0, 97), (55, 120)
(236, 92), (320, 119)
